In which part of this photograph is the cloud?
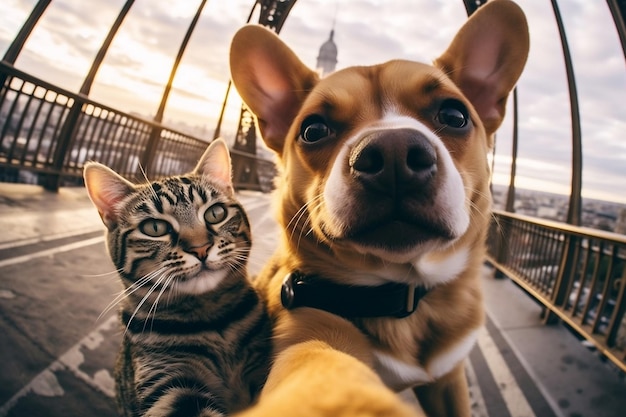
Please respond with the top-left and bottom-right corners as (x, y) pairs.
(280, 0), (467, 68)
(492, 0), (626, 203)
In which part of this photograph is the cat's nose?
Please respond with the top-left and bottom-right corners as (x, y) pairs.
(185, 243), (211, 261)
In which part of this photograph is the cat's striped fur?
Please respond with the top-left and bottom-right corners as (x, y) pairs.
(84, 139), (271, 417)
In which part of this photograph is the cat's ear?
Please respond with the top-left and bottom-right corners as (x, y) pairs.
(194, 138), (234, 196)
(83, 162), (136, 230)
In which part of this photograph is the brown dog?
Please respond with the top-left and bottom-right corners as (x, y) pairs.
(230, 1), (529, 416)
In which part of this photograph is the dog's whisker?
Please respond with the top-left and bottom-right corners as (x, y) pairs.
(288, 194), (324, 248)
(296, 195), (329, 249)
(287, 197), (315, 237)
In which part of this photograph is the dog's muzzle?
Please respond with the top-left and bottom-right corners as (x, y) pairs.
(337, 128), (456, 251)
(349, 128), (437, 196)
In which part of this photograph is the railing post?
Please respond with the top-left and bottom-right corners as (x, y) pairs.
(140, 126), (163, 179)
(493, 216), (512, 279)
(607, 267), (626, 348)
(40, 98), (83, 191)
(213, 81), (232, 140)
(543, 235), (579, 324)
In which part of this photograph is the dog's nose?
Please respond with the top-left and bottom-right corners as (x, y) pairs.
(350, 128), (437, 193)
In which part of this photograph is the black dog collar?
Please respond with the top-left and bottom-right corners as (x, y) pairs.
(280, 271), (427, 319)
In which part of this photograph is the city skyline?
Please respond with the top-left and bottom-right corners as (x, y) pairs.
(1, 0), (625, 204)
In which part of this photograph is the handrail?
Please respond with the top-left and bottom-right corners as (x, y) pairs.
(491, 209), (626, 245)
(0, 61), (274, 191)
(487, 209), (626, 373)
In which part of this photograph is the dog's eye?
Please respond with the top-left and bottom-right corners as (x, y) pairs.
(437, 100), (469, 129)
(300, 116), (332, 143)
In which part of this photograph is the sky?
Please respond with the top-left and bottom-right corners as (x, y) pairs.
(1, 0), (625, 204)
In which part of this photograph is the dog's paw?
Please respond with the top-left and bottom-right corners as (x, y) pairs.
(236, 389), (422, 417)
(235, 340), (424, 417)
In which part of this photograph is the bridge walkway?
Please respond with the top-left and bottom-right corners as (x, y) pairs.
(0, 183), (623, 417)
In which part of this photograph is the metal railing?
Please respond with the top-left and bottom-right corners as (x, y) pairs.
(0, 61), (275, 191)
(487, 210), (626, 373)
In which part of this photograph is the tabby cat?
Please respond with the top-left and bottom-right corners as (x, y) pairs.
(83, 139), (271, 417)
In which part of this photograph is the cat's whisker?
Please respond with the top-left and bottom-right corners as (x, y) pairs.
(137, 163), (152, 187)
(82, 269), (123, 279)
(99, 272), (155, 321)
(124, 271), (169, 335)
(228, 258), (248, 274)
(145, 273), (173, 333)
(97, 271), (161, 321)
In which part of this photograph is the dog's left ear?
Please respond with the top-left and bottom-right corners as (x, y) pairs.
(435, 0), (529, 140)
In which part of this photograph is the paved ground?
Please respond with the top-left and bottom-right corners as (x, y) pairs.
(0, 183), (624, 417)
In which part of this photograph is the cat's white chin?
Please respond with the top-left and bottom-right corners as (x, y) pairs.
(173, 269), (228, 295)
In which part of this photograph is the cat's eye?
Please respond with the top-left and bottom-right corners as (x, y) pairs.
(139, 219), (171, 237)
(204, 203), (227, 224)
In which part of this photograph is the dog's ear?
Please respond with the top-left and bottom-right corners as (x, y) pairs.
(230, 25), (319, 154)
(435, 0), (529, 139)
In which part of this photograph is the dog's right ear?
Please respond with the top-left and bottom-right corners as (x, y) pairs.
(230, 25), (319, 155)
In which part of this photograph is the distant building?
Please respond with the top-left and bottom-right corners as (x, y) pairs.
(316, 29), (337, 77)
(537, 206), (559, 220)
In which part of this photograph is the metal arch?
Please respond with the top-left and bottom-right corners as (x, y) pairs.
(142, 0), (208, 178)
(462, 0), (487, 16)
(80, 0), (135, 96)
(551, 0), (583, 226)
(0, 0), (51, 91)
(607, 0), (626, 59)
(1, 0), (51, 65)
(229, 0), (299, 191)
(43, 0), (136, 190)
(256, 0), (299, 33)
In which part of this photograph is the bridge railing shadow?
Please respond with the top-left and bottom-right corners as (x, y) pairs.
(0, 61), (274, 192)
(487, 209), (626, 373)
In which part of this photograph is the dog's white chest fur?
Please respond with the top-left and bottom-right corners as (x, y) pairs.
(372, 329), (479, 391)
